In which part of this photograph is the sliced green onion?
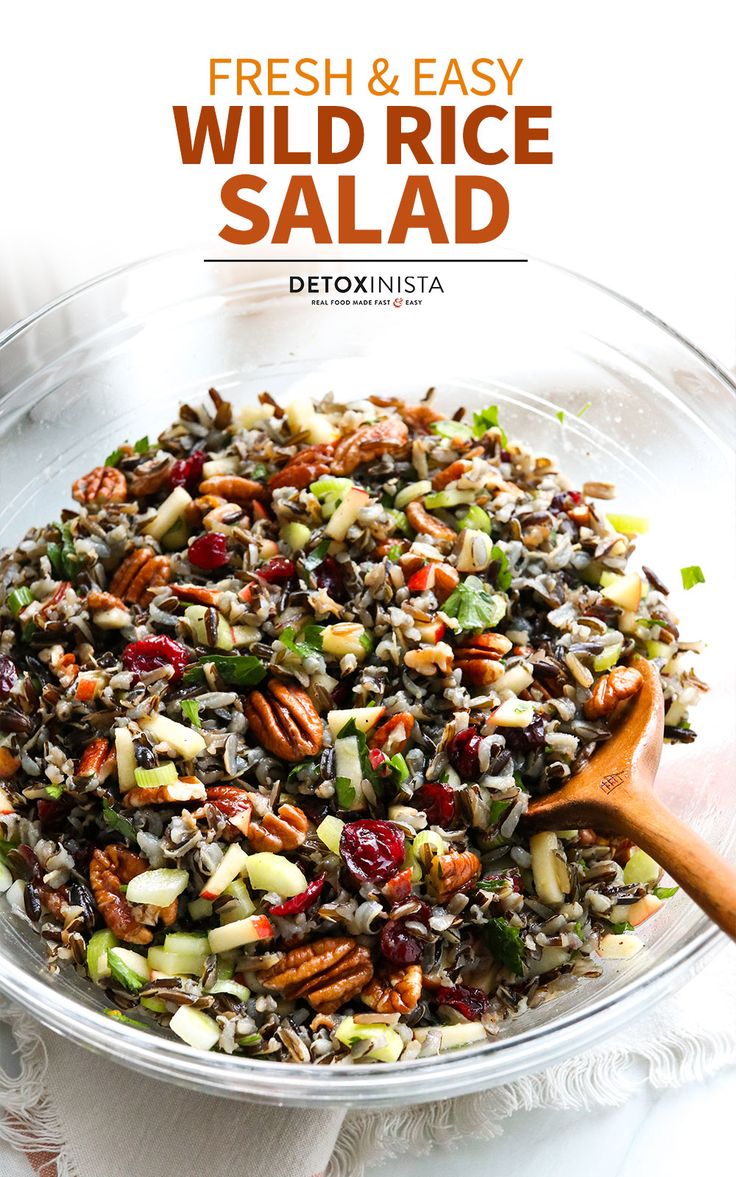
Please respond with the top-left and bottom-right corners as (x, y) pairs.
(7, 587), (33, 616)
(133, 762), (179, 789)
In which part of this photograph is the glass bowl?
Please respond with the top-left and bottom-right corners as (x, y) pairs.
(0, 252), (733, 1107)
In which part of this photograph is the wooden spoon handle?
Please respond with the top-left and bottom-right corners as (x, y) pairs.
(614, 791), (736, 939)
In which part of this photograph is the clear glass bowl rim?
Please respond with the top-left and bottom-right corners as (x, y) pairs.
(0, 248), (732, 1107)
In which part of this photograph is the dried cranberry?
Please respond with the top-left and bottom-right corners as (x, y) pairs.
(37, 796), (74, 832)
(340, 819), (405, 886)
(0, 655), (17, 697)
(269, 874), (325, 917)
(188, 532), (230, 571)
(315, 556), (346, 602)
(122, 636), (191, 682)
(380, 919), (423, 965)
(448, 727), (482, 780)
(435, 984), (489, 1021)
(412, 781), (456, 826)
(169, 449), (206, 489)
(502, 714), (546, 753)
(258, 557), (295, 584)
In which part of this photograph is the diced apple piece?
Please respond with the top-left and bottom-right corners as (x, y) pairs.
(526, 945), (571, 976)
(0, 786), (15, 815)
(246, 852), (307, 897)
(184, 605), (234, 651)
(199, 844), (250, 901)
(325, 487), (371, 541)
(207, 915), (273, 953)
(414, 1022), (488, 1051)
(306, 412), (339, 445)
(489, 698), (538, 727)
(235, 402), (274, 428)
(92, 606), (132, 629)
(416, 618), (446, 644)
(491, 664), (534, 697)
(623, 848), (661, 886)
(147, 946), (206, 977)
(169, 1005), (221, 1050)
(280, 522), (312, 552)
(286, 396), (317, 435)
(126, 868), (189, 908)
(143, 486), (192, 541)
(600, 572), (643, 611)
(114, 727), (137, 793)
(322, 623), (370, 660)
(327, 706), (385, 737)
(202, 456), (239, 479)
(598, 932), (644, 959)
(530, 832), (569, 905)
(334, 736), (366, 811)
(139, 714), (206, 760)
(316, 815), (344, 855)
(334, 1016), (404, 1062)
(610, 895), (664, 927)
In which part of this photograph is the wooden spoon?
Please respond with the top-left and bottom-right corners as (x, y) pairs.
(524, 656), (736, 939)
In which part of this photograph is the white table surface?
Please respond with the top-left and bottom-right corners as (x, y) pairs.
(0, 1013), (733, 1176)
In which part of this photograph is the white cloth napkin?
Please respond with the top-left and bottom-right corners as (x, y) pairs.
(1, 941), (734, 1177)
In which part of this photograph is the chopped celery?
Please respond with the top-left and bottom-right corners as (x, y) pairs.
(185, 604), (234, 651)
(387, 508), (410, 535)
(133, 762), (179, 790)
(646, 639), (672, 661)
(126, 868), (189, 907)
(394, 480), (431, 509)
(207, 979), (251, 1002)
(334, 1016), (403, 1062)
(424, 489), (475, 509)
(86, 929), (119, 983)
(412, 829), (447, 866)
(593, 642), (622, 672)
(108, 947), (150, 992)
(607, 513), (649, 536)
(161, 517), (189, 552)
(7, 586), (33, 616)
(187, 897), (213, 921)
(309, 477), (354, 500)
(458, 505), (492, 534)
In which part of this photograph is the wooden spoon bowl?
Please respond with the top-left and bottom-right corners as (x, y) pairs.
(524, 656), (736, 939)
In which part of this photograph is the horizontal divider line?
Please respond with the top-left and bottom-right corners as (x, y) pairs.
(202, 257), (529, 263)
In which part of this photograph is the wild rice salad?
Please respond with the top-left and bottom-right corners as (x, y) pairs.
(0, 389), (705, 1063)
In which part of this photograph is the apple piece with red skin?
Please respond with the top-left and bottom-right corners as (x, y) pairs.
(199, 844), (249, 901)
(207, 915), (273, 954)
(416, 618), (446, 643)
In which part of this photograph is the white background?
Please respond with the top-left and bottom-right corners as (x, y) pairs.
(0, 3), (734, 1175)
(1, 0), (735, 366)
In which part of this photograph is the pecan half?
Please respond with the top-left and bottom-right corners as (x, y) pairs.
(584, 665), (643, 719)
(86, 590), (126, 612)
(169, 583), (221, 606)
(333, 419), (409, 475)
(77, 737), (110, 778)
(247, 802), (309, 852)
(244, 678), (322, 762)
(260, 936), (374, 1013)
(90, 845), (177, 944)
(72, 465), (127, 505)
(369, 711), (415, 754)
(201, 785), (252, 838)
(406, 500), (456, 543)
(198, 475), (268, 504)
(455, 633), (513, 687)
(128, 456), (174, 498)
(431, 458), (473, 491)
(109, 548), (171, 604)
(369, 396), (443, 433)
(268, 444), (334, 492)
(428, 850), (481, 901)
(184, 494), (228, 529)
(361, 964), (422, 1014)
